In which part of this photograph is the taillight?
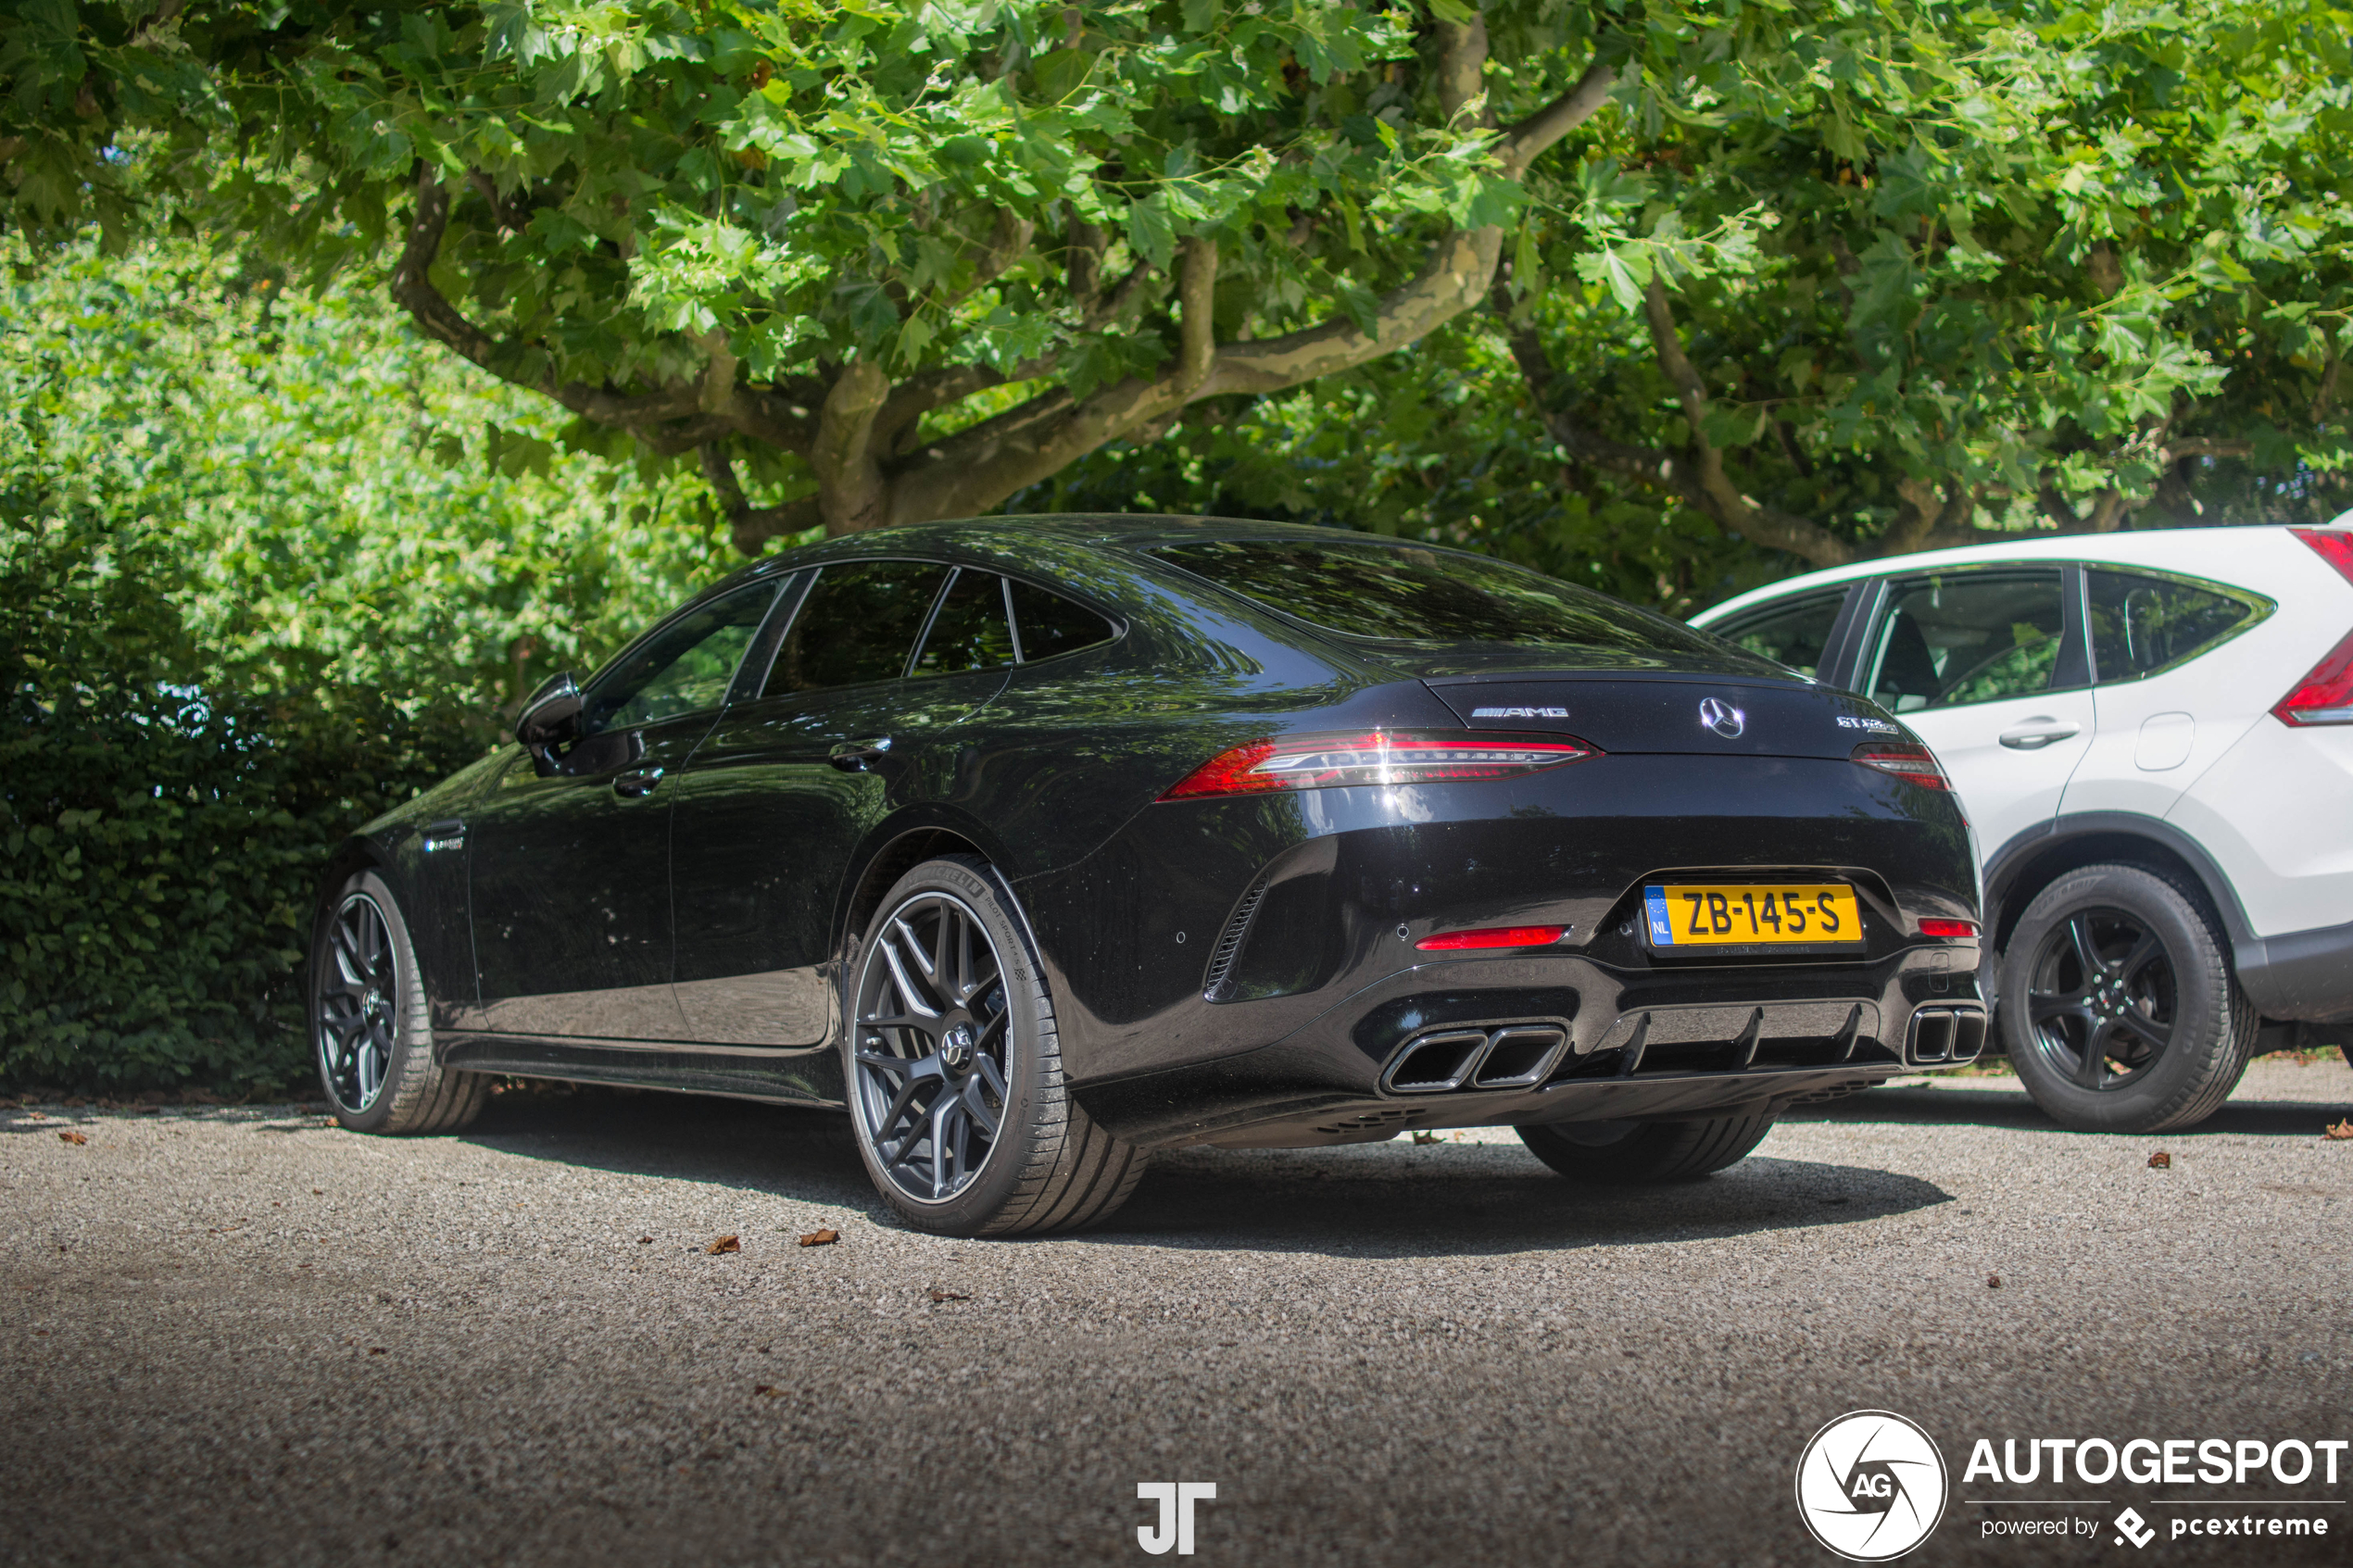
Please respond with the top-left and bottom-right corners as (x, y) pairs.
(2274, 529), (2353, 726)
(1158, 730), (1600, 801)
(1851, 742), (1951, 789)
(1416, 924), (1567, 951)
(1918, 919), (1979, 939)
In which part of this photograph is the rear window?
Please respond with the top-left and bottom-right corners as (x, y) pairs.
(1154, 539), (1725, 659)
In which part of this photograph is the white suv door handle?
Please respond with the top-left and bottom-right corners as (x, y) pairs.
(1998, 718), (2082, 750)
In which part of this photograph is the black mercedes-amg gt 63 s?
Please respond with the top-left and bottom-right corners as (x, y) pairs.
(310, 515), (1984, 1236)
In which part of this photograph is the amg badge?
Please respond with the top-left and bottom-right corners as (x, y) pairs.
(1470, 706), (1568, 720)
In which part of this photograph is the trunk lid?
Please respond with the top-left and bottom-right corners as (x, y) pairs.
(1423, 671), (1906, 759)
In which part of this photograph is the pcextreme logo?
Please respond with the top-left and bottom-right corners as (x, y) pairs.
(1795, 1411), (1951, 1562)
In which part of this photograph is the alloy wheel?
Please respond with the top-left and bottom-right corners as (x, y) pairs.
(851, 892), (1013, 1204)
(317, 893), (398, 1112)
(2022, 907), (2178, 1092)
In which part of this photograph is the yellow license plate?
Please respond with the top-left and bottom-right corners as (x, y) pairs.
(1643, 883), (1863, 948)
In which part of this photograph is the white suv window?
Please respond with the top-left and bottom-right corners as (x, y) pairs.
(2084, 569), (2265, 683)
(1711, 589), (1847, 679)
(1865, 570), (2070, 712)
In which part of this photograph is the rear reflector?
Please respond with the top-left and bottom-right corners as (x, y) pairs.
(1918, 919), (1979, 939)
(1159, 730), (1599, 801)
(2275, 533), (2353, 726)
(1415, 925), (1567, 951)
(1850, 742), (1951, 789)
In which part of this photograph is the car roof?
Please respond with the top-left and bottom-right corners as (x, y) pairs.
(707, 513), (1528, 598)
(1691, 519), (2353, 626)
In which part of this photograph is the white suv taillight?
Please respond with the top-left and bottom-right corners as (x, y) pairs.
(1159, 730), (1600, 801)
(2274, 529), (2353, 726)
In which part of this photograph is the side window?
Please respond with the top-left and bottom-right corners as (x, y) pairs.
(2086, 570), (2261, 683)
(1865, 571), (2067, 712)
(1711, 589), (1847, 679)
(912, 570), (1018, 677)
(1009, 579), (1114, 661)
(582, 581), (779, 734)
(763, 560), (950, 696)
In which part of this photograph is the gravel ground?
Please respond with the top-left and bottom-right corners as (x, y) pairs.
(4, 1058), (2349, 1568)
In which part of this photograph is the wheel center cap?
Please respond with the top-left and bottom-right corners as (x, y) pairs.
(361, 989), (384, 1019)
(940, 1023), (975, 1071)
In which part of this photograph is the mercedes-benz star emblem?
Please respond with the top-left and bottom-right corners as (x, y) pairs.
(1699, 697), (1746, 738)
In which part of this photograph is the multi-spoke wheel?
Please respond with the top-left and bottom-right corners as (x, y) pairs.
(844, 855), (1146, 1236)
(319, 893), (399, 1112)
(2001, 863), (2256, 1133)
(851, 891), (1013, 1204)
(308, 869), (485, 1134)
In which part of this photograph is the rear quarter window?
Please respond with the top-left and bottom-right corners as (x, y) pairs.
(2085, 569), (2270, 683)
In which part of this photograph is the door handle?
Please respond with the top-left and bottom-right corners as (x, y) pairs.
(612, 767), (666, 798)
(828, 737), (894, 772)
(1998, 719), (2082, 750)
(422, 819), (466, 852)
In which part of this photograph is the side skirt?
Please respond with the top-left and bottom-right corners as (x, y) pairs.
(437, 1033), (848, 1109)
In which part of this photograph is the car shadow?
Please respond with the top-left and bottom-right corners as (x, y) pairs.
(1788, 1082), (2353, 1138)
(457, 1087), (1954, 1257)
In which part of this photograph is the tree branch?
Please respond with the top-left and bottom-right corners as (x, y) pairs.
(891, 238), (1219, 521)
(700, 443), (824, 554)
(2161, 437), (2254, 460)
(391, 165), (809, 455)
(1642, 275), (1857, 566)
(1497, 58), (1617, 177)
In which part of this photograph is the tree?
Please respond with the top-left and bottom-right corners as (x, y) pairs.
(1490, 0), (2353, 566)
(10, 2), (1659, 548)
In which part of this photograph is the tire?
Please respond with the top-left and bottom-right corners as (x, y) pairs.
(1999, 862), (2257, 1134)
(843, 855), (1146, 1237)
(309, 869), (486, 1134)
(1515, 1111), (1776, 1184)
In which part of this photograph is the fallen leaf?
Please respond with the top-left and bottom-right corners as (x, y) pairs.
(57, 1131), (86, 1146)
(928, 1287), (970, 1302)
(368, 1347), (386, 1356)
(637, 1236), (653, 1246)
(751, 1385), (780, 1398)
(2148, 1150), (2171, 1169)
(1986, 1273), (2002, 1289)
(798, 1229), (839, 1248)
(312, 1188), (323, 1196)
(2324, 1120), (2353, 1141)
(705, 1235), (741, 1255)
(1411, 1130), (1441, 1146)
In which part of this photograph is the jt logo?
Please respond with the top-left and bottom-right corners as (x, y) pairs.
(1136, 1482), (1217, 1555)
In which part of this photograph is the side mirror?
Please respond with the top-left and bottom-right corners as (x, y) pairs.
(516, 671), (584, 764)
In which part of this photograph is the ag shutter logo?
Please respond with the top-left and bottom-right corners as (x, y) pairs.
(2113, 1507), (2157, 1548)
(1795, 1411), (1949, 1562)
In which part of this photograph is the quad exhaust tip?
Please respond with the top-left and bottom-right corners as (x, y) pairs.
(1907, 1006), (1988, 1066)
(1383, 1025), (1570, 1095)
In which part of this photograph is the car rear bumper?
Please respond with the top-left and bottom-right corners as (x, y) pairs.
(1072, 944), (1984, 1150)
(2237, 918), (2353, 1023)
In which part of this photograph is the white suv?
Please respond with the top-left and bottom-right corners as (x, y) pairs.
(1691, 523), (2353, 1133)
